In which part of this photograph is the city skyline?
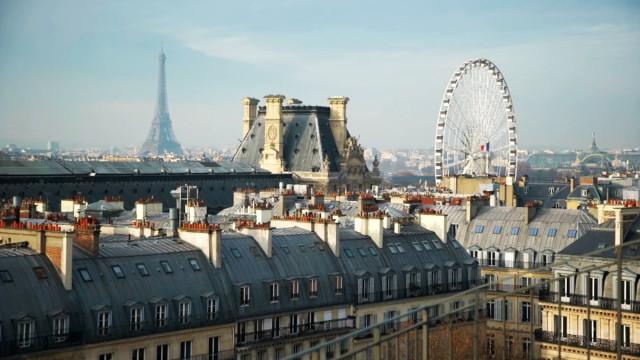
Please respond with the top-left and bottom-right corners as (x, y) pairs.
(0, 0), (639, 151)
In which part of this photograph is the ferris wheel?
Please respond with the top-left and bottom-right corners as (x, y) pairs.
(434, 58), (518, 185)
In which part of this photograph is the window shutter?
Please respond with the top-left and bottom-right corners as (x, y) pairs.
(382, 276), (388, 294)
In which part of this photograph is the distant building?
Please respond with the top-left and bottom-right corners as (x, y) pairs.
(139, 49), (183, 157)
(233, 95), (381, 192)
(47, 141), (59, 153)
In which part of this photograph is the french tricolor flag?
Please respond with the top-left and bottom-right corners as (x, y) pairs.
(480, 142), (490, 152)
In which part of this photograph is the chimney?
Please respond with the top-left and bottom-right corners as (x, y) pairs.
(74, 219), (100, 256)
(568, 177), (576, 193)
(328, 96), (349, 156)
(354, 216), (384, 248)
(238, 223), (273, 257)
(259, 95), (286, 174)
(242, 97), (259, 139)
(523, 204), (537, 224)
(314, 221), (340, 257)
(465, 197), (483, 223)
(255, 204), (273, 224)
(417, 212), (448, 242)
(43, 230), (74, 290)
(394, 221), (402, 234)
(615, 208), (624, 247)
(179, 226), (222, 268)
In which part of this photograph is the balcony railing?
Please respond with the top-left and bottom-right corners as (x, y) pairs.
(236, 317), (355, 346)
(476, 258), (547, 269)
(356, 280), (484, 305)
(168, 350), (236, 360)
(535, 329), (640, 356)
(538, 291), (640, 314)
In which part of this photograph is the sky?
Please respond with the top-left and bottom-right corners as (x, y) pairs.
(0, 0), (639, 151)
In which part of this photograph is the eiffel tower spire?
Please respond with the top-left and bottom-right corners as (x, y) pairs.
(139, 48), (183, 156)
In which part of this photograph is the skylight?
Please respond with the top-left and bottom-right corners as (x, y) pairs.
(111, 265), (125, 279)
(78, 268), (92, 282)
(160, 261), (174, 274)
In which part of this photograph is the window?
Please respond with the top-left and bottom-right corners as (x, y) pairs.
(180, 340), (192, 360)
(469, 249), (479, 259)
(0, 270), (13, 283)
(188, 258), (200, 271)
(529, 227), (538, 237)
(542, 253), (553, 266)
(559, 275), (571, 297)
(178, 300), (191, 324)
(97, 310), (111, 336)
(588, 276), (599, 301)
(160, 261), (173, 274)
(52, 315), (69, 342)
(492, 226), (502, 234)
(289, 314), (300, 334)
(388, 245), (398, 254)
(554, 315), (568, 338)
(111, 265), (125, 279)
(275, 347), (285, 360)
(567, 229), (577, 238)
(412, 241), (423, 251)
(486, 334), (495, 356)
(132, 348), (145, 360)
(486, 300), (495, 319)
(136, 263), (149, 277)
(421, 241), (432, 250)
(358, 277), (373, 301)
(487, 251), (498, 266)
(622, 324), (631, 348)
(205, 297), (217, 320)
(335, 275), (343, 295)
(486, 274), (497, 291)
(240, 286), (250, 306)
(357, 248), (367, 257)
(78, 268), (92, 282)
(130, 307), (144, 331)
(156, 344), (169, 360)
(511, 227), (520, 235)
(272, 317), (280, 337)
(522, 338), (531, 359)
(474, 225), (484, 233)
(208, 336), (220, 360)
(395, 243), (406, 253)
(585, 319), (597, 343)
(368, 247), (378, 256)
(231, 248), (242, 258)
(155, 304), (167, 327)
(547, 228), (557, 237)
(290, 280), (300, 299)
(257, 350), (267, 360)
(521, 301), (531, 322)
(309, 278), (318, 297)
(33, 266), (47, 279)
(343, 248), (354, 258)
(17, 320), (34, 348)
(622, 280), (633, 306)
(340, 340), (349, 354)
(383, 274), (395, 298)
(506, 336), (514, 356)
(270, 282), (279, 302)
(99, 353), (113, 360)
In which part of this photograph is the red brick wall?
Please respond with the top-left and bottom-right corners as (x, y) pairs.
(46, 245), (62, 272)
(74, 230), (98, 256)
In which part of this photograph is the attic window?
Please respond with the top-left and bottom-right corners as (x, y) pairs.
(343, 248), (354, 258)
(567, 229), (577, 238)
(188, 258), (201, 271)
(412, 241), (423, 251)
(388, 245), (398, 254)
(78, 268), (92, 282)
(597, 243), (606, 249)
(308, 122), (313, 127)
(357, 248), (367, 257)
(368, 247), (378, 256)
(511, 227), (520, 235)
(493, 226), (502, 234)
(310, 134), (315, 139)
(160, 261), (174, 274)
(294, 149), (299, 154)
(0, 270), (13, 283)
(395, 243), (406, 253)
(136, 263), (149, 277)
(421, 241), (432, 250)
(241, 148), (247, 153)
(257, 122), (262, 126)
(250, 134), (255, 139)
(259, 148), (264, 154)
(280, 245), (290, 254)
(312, 149), (318, 154)
(529, 228), (539, 237)
(111, 265), (125, 279)
(547, 228), (557, 237)
(33, 267), (48, 280)
(474, 225), (484, 233)
(231, 248), (242, 258)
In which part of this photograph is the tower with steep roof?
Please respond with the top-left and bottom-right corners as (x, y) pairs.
(139, 49), (183, 156)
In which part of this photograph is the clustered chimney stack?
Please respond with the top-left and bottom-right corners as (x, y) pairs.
(242, 97), (259, 139)
(328, 96), (349, 156)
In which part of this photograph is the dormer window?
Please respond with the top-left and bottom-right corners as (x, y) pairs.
(487, 250), (499, 267)
(270, 282), (280, 302)
(335, 275), (343, 295)
(17, 319), (34, 348)
(309, 278), (319, 298)
(240, 286), (250, 306)
(581, 189), (589, 197)
(290, 280), (300, 300)
(97, 310), (112, 336)
(206, 297), (218, 320)
(130, 306), (144, 331)
(178, 300), (192, 324)
(155, 303), (168, 327)
(52, 314), (69, 343)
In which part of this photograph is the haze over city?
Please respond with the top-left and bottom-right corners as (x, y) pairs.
(1, 0), (639, 150)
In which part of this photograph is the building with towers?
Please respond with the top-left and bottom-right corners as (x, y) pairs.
(233, 95), (381, 193)
(139, 49), (183, 157)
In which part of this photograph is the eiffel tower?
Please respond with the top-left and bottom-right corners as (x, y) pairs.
(139, 49), (183, 156)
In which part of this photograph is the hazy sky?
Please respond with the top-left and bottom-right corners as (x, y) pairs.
(0, 0), (638, 151)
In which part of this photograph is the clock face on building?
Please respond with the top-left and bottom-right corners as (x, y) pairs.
(267, 125), (277, 141)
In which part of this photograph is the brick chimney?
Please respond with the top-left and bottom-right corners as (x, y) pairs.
(74, 218), (100, 256)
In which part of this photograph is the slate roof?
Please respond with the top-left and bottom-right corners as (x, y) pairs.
(559, 216), (640, 259)
(233, 106), (343, 172)
(0, 159), (266, 176)
(445, 206), (597, 254)
(514, 182), (570, 208)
